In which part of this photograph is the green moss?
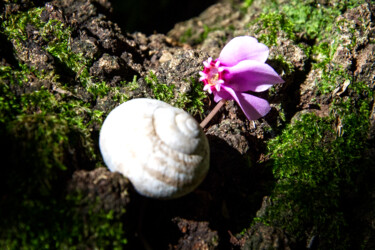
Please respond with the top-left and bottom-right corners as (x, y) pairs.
(64, 194), (128, 249)
(251, 0), (366, 42)
(145, 71), (175, 104)
(111, 75), (139, 103)
(122, 75), (139, 91)
(245, 0), (368, 100)
(257, 1), (367, 96)
(0, 78), (99, 187)
(0, 6), (133, 248)
(2, 7), (45, 42)
(177, 77), (207, 117)
(185, 23), (221, 45)
(241, 0), (254, 9)
(145, 71), (207, 117)
(2, 7), (92, 86)
(253, 12), (296, 47)
(87, 81), (112, 99)
(309, 17), (362, 95)
(180, 27), (193, 43)
(317, 65), (349, 94)
(1, 63), (55, 121)
(0, 192), (127, 249)
(0, 67), (125, 247)
(281, 1), (340, 40)
(241, 2), (373, 247)
(43, 19), (91, 84)
(199, 24), (216, 44)
(261, 80), (373, 247)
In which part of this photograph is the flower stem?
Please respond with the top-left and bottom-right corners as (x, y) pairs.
(200, 99), (226, 128)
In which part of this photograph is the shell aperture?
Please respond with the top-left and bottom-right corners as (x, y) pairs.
(99, 98), (210, 199)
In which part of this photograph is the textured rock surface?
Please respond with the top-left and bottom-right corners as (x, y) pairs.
(67, 167), (131, 215)
(171, 217), (219, 249)
(240, 223), (294, 250)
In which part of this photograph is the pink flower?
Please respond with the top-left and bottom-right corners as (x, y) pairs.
(199, 36), (284, 120)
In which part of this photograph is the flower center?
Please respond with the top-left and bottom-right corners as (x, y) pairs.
(207, 67), (219, 86)
(199, 58), (225, 94)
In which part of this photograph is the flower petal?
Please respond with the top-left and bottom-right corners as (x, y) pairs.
(213, 94), (222, 102)
(218, 36), (269, 66)
(214, 87), (233, 102)
(222, 86), (271, 120)
(222, 60), (284, 92)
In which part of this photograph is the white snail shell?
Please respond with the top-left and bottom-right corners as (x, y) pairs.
(99, 98), (210, 199)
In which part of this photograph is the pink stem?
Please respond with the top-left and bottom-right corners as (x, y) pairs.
(200, 99), (226, 128)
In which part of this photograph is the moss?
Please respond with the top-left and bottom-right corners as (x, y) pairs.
(2, 7), (92, 86)
(182, 23), (222, 46)
(176, 77), (207, 117)
(316, 65), (349, 95)
(199, 24), (216, 44)
(87, 80), (112, 99)
(145, 71), (176, 104)
(121, 75), (139, 91)
(2, 7), (45, 42)
(309, 17), (362, 95)
(180, 27), (193, 43)
(1, 64), (54, 120)
(43, 19), (91, 85)
(112, 75), (139, 103)
(241, 1), (374, 247)
(0, 192), (127, 249)
(273, 54), (295, 76)
(252, 1), (367, 95)
(281, 1), (340, 40)
(252, 0), (366, 42)
(0, 65), (126, 247)
(241, 0), (254, 9)
(253, 12), (296, 47)
(0, 6), (132, 248)
(145, 71), (207, 117)
(261, 79), (373, 247)
(64, 193), (128, 249)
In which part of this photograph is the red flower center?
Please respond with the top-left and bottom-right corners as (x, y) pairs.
(199, 58), (224, 94)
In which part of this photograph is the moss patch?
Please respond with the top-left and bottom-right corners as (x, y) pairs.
(262, 78), (373, 247)
(0, 6), (134, 248)
(2, 7), (92, 85)
(145, 71), (206, 117)
(254, 0), (366, 42)
(252, 12), (296, 47)
(240, 1), (374, 248)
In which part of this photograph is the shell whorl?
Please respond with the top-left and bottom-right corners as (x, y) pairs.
(99, 98), (210, 199)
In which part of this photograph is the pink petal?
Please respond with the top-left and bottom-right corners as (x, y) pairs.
(213, 94), (222, 102)
(214, 87), (233, 102)
(218, 36), (269, 66)
(222, 86), (271, 120)
(222, 60), (284, 92)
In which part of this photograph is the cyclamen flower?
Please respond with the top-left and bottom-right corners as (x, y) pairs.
(199, 36), (284, 121)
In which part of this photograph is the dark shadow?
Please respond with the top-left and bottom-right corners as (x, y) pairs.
(125, 135), (275, 249)
(0, 32), (19, 67)
(263, 58), (313, 135)
(51, 56), (79, 83)
(341, 155), (375, 249)
(109, 0), (218, 34)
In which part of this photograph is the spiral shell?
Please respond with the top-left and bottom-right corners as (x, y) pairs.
(99, 98), (210, 199)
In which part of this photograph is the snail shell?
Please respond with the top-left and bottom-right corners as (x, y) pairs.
(99, 98), (210, 199)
